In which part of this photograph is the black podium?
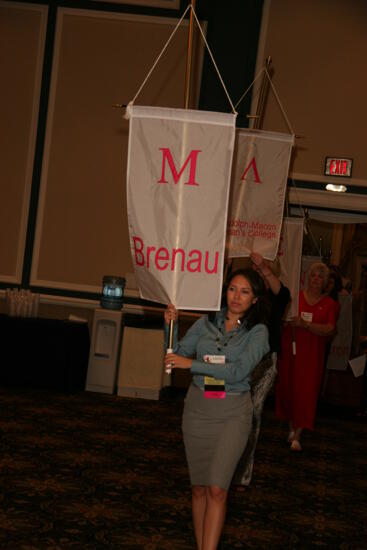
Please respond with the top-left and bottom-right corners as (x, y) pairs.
(0, 314), (90, 392)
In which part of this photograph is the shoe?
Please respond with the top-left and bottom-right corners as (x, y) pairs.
(287, 430), (295, 442)
(290, 440), (302, 452)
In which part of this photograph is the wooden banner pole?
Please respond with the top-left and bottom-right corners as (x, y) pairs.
(184, 0), (196, 109)
(167, 1), (196, 368)
(253, 56), (272, 130)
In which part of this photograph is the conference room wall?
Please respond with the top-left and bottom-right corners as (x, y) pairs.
(0, 2), (206, 298)
(255, 0), (367, 187)
(0, 2), (48, 285)
(3, 1), (366, 305)
(30, 7), (204, 295)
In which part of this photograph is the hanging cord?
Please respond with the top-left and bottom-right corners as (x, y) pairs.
(127, 4), (237, 114)
(189, 8), (237, 114)
(234, 67), (265, 111)
(129, 4), (191, 106)
(288, 178), (321, 256)
(264, 67), (294, 135)
(234, 66), (295, 135)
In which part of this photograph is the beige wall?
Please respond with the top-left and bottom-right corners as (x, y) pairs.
(257, 0), (367, 187)
(31, 8), (202, 294)
(0, 3), (47, 283)
(1, 1), (367, 303)
(0, 3), (203, 299)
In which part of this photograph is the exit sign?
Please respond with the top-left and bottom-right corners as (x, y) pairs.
(324, 157), (353, 177)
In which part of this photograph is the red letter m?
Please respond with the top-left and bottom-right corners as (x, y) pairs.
(158, 148), (201, 186)
(241, 157), (262, 184)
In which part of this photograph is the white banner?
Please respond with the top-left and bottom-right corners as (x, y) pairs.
(227, 129), (294, 260)
(278, 218), (304, 320)
(126, 106), (236, 310)
(327, 294), (353, 371)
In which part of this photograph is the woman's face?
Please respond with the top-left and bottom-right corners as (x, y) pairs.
(308, 269), (326, 292)
(226, 275), (257, 316)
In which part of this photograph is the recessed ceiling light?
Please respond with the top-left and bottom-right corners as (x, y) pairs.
(325, 184), (347, 193)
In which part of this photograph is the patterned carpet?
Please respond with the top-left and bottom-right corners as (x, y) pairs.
(0, 386), (366, 549)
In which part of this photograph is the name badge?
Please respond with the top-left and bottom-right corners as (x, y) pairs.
(301, 311), (313, 323)
(203, 355), (225, 399)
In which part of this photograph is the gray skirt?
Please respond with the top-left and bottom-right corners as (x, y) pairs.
(182, 384), (253, 490)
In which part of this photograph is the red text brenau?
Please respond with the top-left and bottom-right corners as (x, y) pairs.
(133, 236), (219, 274)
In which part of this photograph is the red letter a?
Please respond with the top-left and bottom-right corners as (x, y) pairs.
(241, 157), (262, 184)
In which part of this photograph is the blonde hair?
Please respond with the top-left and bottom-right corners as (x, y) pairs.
(308, 262), (329, 289)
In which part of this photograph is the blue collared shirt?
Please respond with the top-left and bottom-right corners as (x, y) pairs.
(166, 309), (269, 394)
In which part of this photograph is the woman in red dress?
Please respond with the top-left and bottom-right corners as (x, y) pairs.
(276, 262), (336, 451)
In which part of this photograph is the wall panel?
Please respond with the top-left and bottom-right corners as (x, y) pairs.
(0, 2), (47, 283)
(31, 8), (201, 293)
(256, 0), (367, 187)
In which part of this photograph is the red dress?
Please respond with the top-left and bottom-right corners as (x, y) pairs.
(276, 291), (336, 430)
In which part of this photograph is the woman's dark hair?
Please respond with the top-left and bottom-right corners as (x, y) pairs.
(221, 268), (270, 329)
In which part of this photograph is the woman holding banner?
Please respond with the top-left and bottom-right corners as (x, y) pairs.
(276, 262), (336, 451)
(164, 268), (269, 550)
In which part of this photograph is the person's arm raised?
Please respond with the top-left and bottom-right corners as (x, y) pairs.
(250, 252), (281, 295)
